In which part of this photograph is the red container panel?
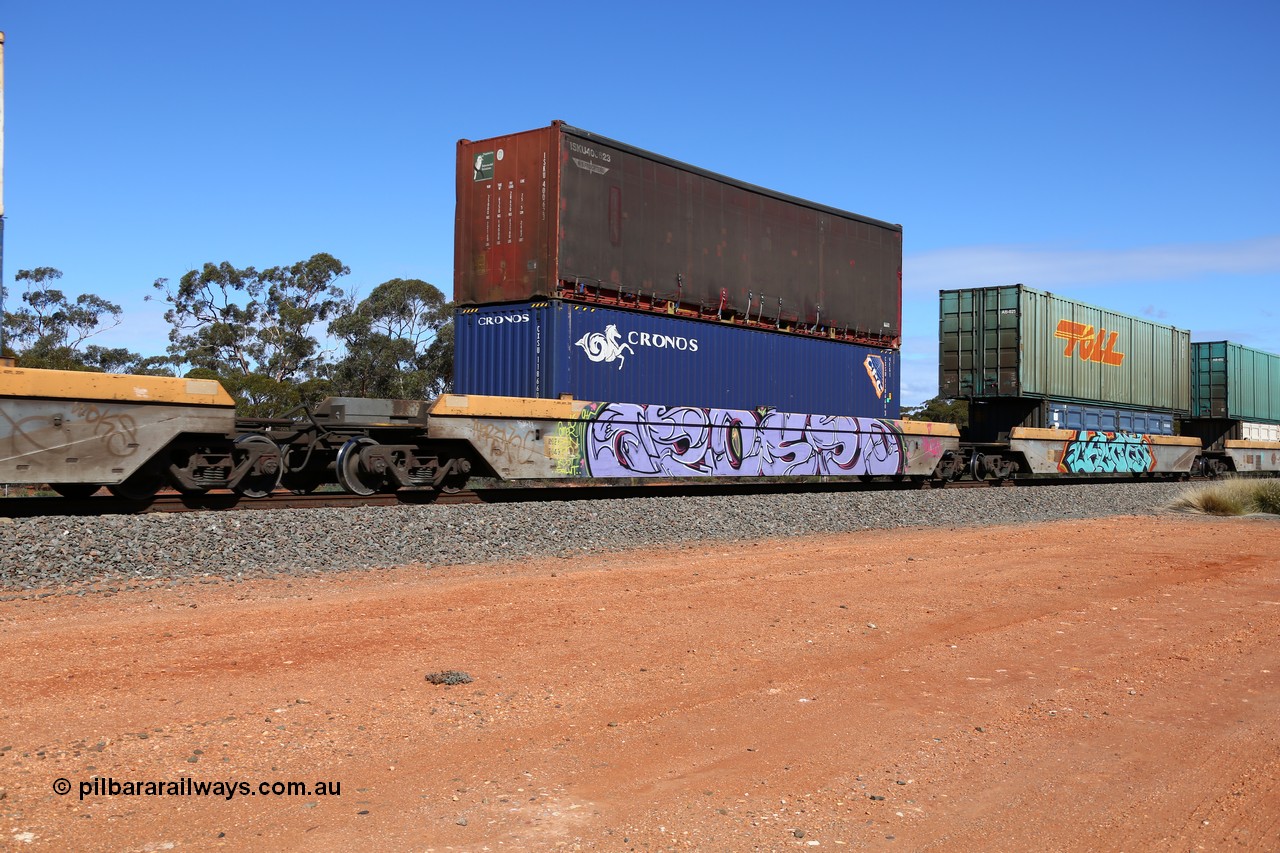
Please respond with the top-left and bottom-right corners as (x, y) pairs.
(455, 122), (902, 345)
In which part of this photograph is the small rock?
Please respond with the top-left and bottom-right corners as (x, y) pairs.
(456, 817), (468, 826)
(426, 671), (473, 686)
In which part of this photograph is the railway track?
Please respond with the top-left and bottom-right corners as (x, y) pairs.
(0, 474), (1196, 518)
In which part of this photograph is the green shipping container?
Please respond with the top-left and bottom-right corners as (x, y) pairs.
(1190, 341), (1280, 424)
(939, 284), (1190, 414)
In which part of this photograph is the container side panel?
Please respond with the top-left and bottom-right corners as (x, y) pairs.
(453, 301), (898, 419)
(1225, 342), (1280, 423)
(555, 129), (902, 340)
(944, 285), (1189, 413)
(455, 126), (560, 305)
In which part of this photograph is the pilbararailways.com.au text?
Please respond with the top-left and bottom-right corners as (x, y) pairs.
(54, 777), (341, 801)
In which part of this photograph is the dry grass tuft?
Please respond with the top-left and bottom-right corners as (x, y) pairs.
(1170, 477), (1280, 516)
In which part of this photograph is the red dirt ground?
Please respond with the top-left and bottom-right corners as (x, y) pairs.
(2, 514), (1278, 851)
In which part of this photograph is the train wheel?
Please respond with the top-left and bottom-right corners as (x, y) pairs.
(50, 483), (101, 499)
(108, 468), (165, 501)
(335, 437), (385, 496)
(232, 435), (283, 498)
(970, 453), (988, 481)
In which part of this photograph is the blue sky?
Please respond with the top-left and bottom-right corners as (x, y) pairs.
(2, 1), (1277, 405)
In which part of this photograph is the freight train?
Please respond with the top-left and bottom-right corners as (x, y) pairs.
(1, 122), (1277, 501)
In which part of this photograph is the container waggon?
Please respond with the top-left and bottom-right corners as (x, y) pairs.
(0, 364), (960, 499)
(938, 286), (1280, 479)
(939, 285), (1203, 479)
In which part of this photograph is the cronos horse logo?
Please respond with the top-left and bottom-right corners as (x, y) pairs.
(575, 324), (634, 370)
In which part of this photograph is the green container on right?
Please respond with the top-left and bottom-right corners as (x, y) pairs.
(1190, 341), (1280, 424)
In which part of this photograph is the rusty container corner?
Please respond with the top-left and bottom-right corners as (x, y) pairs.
(455, 121), (903, 347)
(939, 284), (1191, 415)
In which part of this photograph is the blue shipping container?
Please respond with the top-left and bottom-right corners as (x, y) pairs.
(454, 301), (899, 419)
(1045, 401), (1174, 435)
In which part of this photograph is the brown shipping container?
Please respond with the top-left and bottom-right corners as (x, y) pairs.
(455, 121), (902, 345)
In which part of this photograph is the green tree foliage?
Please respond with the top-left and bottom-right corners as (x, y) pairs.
(901, 395), (969, 425)
(328, 278), (453, 399)
(2, 267), (166, 373)
(152, 253), (350, 415)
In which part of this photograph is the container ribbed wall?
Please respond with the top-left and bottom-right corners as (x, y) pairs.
(940, 284), (1190, 414)
(455, 300), (899, 419)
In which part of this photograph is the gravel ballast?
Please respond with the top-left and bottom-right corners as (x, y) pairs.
(0, 482), (1192, 593)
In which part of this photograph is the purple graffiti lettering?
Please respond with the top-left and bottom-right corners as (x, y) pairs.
(582, 404), (904, 479)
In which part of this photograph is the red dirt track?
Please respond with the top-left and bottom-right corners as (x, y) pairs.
(2, 514), (1279, 851)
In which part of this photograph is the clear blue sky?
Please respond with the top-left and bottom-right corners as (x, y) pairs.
(2, 1), (1277, 405)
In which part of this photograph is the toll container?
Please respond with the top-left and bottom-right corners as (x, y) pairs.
(1189, 341), (1280, 424)
(939, 284), (1190, 413)
(454, 300), (899, 419)
(455, 121), (902, 346)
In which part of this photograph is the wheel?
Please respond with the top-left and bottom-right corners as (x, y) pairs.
(335, 437), (385, 496)
(108, 468), (165, 501)
(970, 453), (988, 481)
(232, 435), (283, 498)
(49, 483), (101, 499)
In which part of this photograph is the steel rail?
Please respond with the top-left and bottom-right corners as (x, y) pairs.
(0, 473), (1205, 519)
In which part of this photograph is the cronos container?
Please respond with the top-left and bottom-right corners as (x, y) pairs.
(939, 284), (1190, 413)
(454, 121), (902, 346)
(1190, 341), (1280, 424)
(453, 301), (899, 419)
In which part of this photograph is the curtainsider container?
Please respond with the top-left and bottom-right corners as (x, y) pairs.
(939, 284), (1190, 412)
(454, 300), (899, 419)
(455, 121), (902, 346)
(1189, 341), (1280, 424)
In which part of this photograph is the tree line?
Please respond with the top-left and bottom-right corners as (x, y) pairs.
(1, 253), (454, 416)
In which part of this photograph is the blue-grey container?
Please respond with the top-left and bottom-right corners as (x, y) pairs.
(454, 300), (899, 418)
(1043, 400), (1174, 435)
